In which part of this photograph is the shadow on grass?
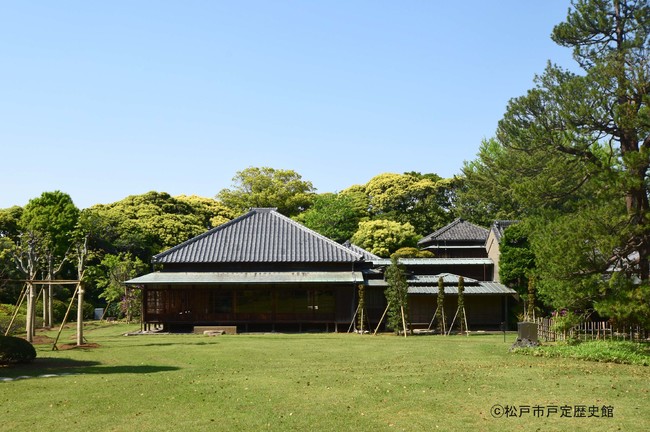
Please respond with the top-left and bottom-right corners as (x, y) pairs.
(1, 357), (179, 378)
(118, 341), (217, 348)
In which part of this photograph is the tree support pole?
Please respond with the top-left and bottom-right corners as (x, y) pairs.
(52, 282), (80, 351)
(4, 283), (28, 336)
(373, 302), (390, 336)
(447, 308), (460, 336)
(347, 304), (360, 333)
(427, 306), (439, 330)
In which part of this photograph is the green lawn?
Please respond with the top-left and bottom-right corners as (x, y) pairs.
(1, 323), (648, 432)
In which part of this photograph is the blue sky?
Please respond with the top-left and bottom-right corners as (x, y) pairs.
(1, 1), (577, 209)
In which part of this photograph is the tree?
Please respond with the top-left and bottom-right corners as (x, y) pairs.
(437, 275), (446, 334)
(86, 191), (232, 259)
(294, 193), (367, 243)
(20, 191), (79, 327)
(498, 222), (535, 297)
(216, 167), (316, 217)
(458, 136), (597, 226)
(0, 206), (23, 239)
(390, 247), (435, 259)
(12, 231), (42, 342)
(464, 0), (650, 325)
(95, 253), (148, 322)
(384, 257), (409, 335)
(175, 195), (234, 229)
(451, 276), (468, 335)
(530, 202), (628, 311)
(358, 172), (456, 236)
(546, 0), (650, 279)
(350, 220), (419, 257)
(0, 207), (23, 300)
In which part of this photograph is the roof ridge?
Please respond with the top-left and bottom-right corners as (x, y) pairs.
(418, 218), (462, 243)
(271, 211), (363, 261)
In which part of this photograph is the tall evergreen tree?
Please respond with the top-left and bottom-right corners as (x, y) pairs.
(384, 257), (409, 335)
(462, 0), (650, 326)
(437, 275), (446, 335)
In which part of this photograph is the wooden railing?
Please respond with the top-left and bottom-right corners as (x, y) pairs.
(535, 317), (649, 342)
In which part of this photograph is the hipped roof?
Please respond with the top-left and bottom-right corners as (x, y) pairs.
(152, 208), (363, 264)
(418, 218), (489, 247)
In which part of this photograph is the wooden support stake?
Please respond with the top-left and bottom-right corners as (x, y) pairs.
(373, 302), (390, 336)
(427, 306), (438, 330)
(52, 282), (80, 351)
(347, 304), (360, 333)
(4, 283), (28, 336)
(447, 308), (460, 336)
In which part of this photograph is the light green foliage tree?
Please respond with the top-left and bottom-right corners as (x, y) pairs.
(384, 257), (409, 334)
(390, 247), (435, 259)
(338, 184), (371, 216)
(361, 172), (455, 236)
(351, 220), (419, 257)
(175, 195), (235, 229)
(87, 191), (233, 259)
(294, 193), (368, 243)
(216, 167), (316, 217)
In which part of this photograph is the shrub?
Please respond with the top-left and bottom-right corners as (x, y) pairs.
(551, 309), (582, 339)
(49, 299), (96, 322)
(511, 340), (650, 366)
(0, 335), (37, 364)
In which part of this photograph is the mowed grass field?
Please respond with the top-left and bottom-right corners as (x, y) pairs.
(1, 323), (648, 432)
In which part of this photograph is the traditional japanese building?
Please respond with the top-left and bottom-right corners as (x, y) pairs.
(127, 208), (369, 332)
(417, 218), (490, 258)
(485, 220), (519, 283)
(127, 209), (517, 333)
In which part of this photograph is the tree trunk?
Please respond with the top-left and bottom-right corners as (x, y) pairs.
(25, 282), (35, 343)
(47, 283), (53, 327)
(76, 282), (84, 346)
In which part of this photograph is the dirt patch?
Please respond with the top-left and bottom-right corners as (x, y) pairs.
(31, 334), (55, 345)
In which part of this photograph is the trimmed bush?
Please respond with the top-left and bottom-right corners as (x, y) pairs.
(0, 335), (37, 364)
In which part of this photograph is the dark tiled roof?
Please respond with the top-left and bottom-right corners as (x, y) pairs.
(372, 258), (493, 266)
(490, 220), (519, 243)
(408, 282), (516, 295)
(409, 273), (479, 285)
(126, 271), (364, 284)
(153, 208), (363, 264)
(418, 218), (489, 246)
(342, 241), (381, 261)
